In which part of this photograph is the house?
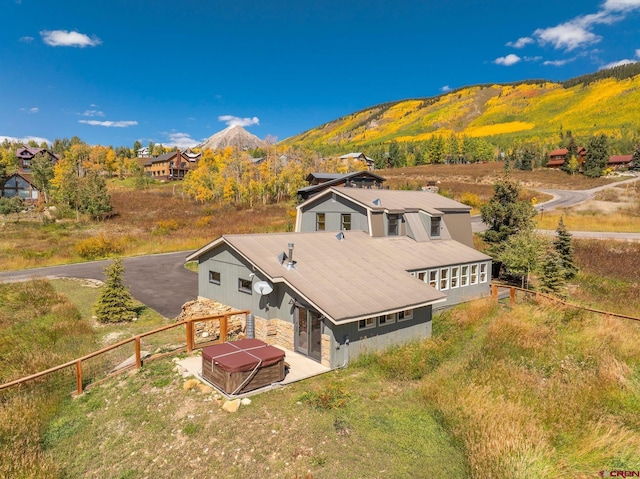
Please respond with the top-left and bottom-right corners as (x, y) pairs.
(546, 147), (586, 168)
(187, 188), (491, 369)
(339, 152), (375, 171)
(137, 147), (151, 158)
(15, 146), (59, 172)
(0, 172), (40, 202)
(608, 155), (633, 169)
(296, 171), (386, 201)
(143, 150), (198, 180)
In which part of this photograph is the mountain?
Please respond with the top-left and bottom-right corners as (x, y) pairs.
(284, 62), (640, 150)
(198, 125), (265, 151)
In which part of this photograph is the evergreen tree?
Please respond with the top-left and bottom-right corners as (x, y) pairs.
(497, 228), (546, 289)
(632, 142), (640, 171)
(80, 172), (112, 219)
(480, 176), (536, 245)
(94, 258), (136, 323)
(539, 248), (566, 296)
(520, 149), (533, 170)
(583, 134), (609, 178)
(553, 217), (578, 279)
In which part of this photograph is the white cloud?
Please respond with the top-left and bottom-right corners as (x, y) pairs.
(534, 23), (601, 51)
(218, 115), (260, 127)
(79, 110), (105, 117)
(0, 135), (51, 145)
(543, 58), (576, 66)
(440, 85), (451, 92)
(507, 37), (534, 48)
(494, 54), (521, 66)
(524, 56), (543, 62)
(599, 59), (637, 69)
(19, 36), (34, 43)
(29, 107), (39, 113)
(603, 0), (640, 12)
(40, 30), (102, 48)
(636, 49), (640, 58)
(161, 132), (199, 149)
(78, 120), (137, 127)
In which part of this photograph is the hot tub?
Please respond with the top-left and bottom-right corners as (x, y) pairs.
(201, 339), (286, 395)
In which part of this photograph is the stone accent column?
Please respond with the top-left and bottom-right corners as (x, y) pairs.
(321, 333), (331, 367)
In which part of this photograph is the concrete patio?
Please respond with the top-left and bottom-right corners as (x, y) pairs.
(176, 345), (330, 399)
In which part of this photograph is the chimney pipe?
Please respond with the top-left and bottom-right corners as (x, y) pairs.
(287, 243), (295, 269)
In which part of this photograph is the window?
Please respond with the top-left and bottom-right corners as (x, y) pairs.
(461, 265), (469, 287)
(316, 213), (325, 231)
(209, 271), (221, 284)
(440, 268), (449, 290)
(430, 217), (441, 237)
(470, 264), (478, 284)
(398, 309), (413, 321)
(341, 213), (351, 231)
(358, 317), (376, 330)
(451, 266), (459, 288)
(379, 313), (396, 325)
(238, 278), (252, 294)
(418, 271), (426, 281)
(388, 214), (400, 236)
(480, 263), (488, 283)
(429, 270), (438, 288)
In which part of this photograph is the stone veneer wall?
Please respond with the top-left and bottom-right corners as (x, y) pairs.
(254, 316), (294, 351)
(321, 334), (331, 367)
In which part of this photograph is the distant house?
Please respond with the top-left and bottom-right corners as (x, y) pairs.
(137, 147), (151, 158)
(187, 187), (491, 369)
(546, 147), (586, 168)
(339, 152), (375, 171)
(0, 172), (40, 203)
(608, 155), (633, 169)
(143, 150), (199, 180)
(15, 146), (59, 173)
(296, 171), (386, 201)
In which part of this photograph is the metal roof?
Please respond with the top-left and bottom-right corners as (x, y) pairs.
(188, 231), (490, 324)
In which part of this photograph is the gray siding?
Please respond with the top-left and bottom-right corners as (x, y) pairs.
(299, 194), (369, 232)
(442, 212), (473, 248)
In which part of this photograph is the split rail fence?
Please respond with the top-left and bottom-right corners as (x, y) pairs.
(0, 311), (249, 398)
(490, 284), (640, 322)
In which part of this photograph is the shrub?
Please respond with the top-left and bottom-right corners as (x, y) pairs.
(460, 192), (482, 208)
(75, 234), (124, 259)
(298, 384), (350, 410)
(0, 196), (24, 214)
(153, 219), (180, 235)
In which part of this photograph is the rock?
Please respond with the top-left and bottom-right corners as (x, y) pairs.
(240, 398), (252, 406)
(197, 384), (213, 394)
(183, 379), (200, 391)
(222, 399), (241, 413)
(175, 299), (246, 340)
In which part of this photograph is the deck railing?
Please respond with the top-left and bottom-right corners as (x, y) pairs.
(0, 311), (248, 396)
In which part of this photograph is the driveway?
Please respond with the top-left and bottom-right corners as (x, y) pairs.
(0, 251), (198, 319)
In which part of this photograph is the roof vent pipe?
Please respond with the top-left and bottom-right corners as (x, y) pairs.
(287, 243), (296, 270)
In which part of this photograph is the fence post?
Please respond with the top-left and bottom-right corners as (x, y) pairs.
(220, 315), (228, 343)
(135, 336), (141, 369)
(510, 287), (516, 307)
(186, 320), (193, 353)
(491, 284), (498, 299)
(76, 360), (83, 396)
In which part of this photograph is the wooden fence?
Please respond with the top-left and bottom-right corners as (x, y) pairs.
(0, 311), (248, 396)
(491, 284), (640, 322)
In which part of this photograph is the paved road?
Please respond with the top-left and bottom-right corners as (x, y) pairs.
(0, 251), (198, 319)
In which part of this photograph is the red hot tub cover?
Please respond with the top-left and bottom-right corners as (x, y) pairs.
(202, 339), (285, 374)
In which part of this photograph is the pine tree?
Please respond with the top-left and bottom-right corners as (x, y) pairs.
(539, 248), (566, 296)
(632, 142), (640, 171)
(583, 134), (609, 178)
(94, 258), (136, 323)
(553, 217), (578, 279)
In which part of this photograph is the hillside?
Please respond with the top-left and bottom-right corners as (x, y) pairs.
(284, 63), (640, 150)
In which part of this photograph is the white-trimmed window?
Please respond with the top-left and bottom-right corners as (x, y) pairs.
(379, 313), (396, 326)
(471, 264), (478, 284)
(480, 263), (488, 283)
(430, 217), (441, 237)
(358, 317), (376, 330)
(388, 214), (400, 236)
(451, 266), (459, 288)
(429, 270), (438, 289)
(316, 213), (325, 231)
(440, 267), (449, 290)
(209, 271), (221, 284)
(398, 309), (413, 321)
(341, 213), (351, 231)
(418, 271), (426, 281)
(238, 278), (252, 294)
(460, 265), (469, 287)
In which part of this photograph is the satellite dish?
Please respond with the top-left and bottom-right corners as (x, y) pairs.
(253, 281), (273, 296)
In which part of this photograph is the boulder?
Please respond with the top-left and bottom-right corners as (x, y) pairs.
(222, 399), (241, 413)
(183, 379), (200, 391)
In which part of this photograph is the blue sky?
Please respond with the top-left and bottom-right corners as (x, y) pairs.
(1, 0), (639, 148)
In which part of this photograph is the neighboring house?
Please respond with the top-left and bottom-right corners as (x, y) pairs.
(608, 155), (633, 169)
(297, 171), (386, 201)
(0, 172), (40, 202)
(183, 148), (202, 162)
(187, 187), (491, 369)
(339, 152), (375, 171)
(15, 146), (59, 172)
(137, 147), (151, 158)
(546, 147), (586, 168)
(143, 150), (198, 180)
